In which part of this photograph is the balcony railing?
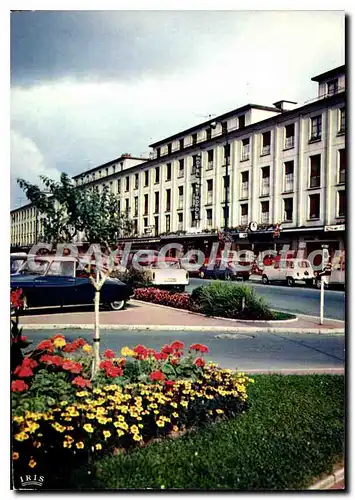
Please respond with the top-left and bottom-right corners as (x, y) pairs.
(241, 148), (250, 161)
(177, 170), (184, 178)
(261, 179), (270, 196)
(261, 213), (269, 224)
(284, 174), (294, 192)
(178, 222), (183, 231)
(240, 182), (249, 199)
(206, 161), (214, 171)
(262, 145), (271, 155)
(206, 193), (213, 205)
(285, 136), (295, 149)
(240, 215), (248, 225)
(310, 176), (320, 188)
(284, 211), (293, 222)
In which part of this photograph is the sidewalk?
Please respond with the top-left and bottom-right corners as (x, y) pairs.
(19, 299), (345, 333)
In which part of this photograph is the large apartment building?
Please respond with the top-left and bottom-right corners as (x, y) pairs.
(11, 65), (345, 257)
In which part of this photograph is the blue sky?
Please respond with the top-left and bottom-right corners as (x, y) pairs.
(10, 10), (345, 208)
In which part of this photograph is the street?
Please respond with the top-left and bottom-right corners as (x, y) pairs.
(25, 328), (344, 372)
(187, 278), (346, 320)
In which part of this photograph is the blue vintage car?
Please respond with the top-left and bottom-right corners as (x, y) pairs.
(11, 256), (133, 311)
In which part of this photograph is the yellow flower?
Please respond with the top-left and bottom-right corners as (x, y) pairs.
(103, 430), (111, 440)
(76, 441), (85, 449)
(156, 420), (165, 428)
(13, 416), (24, 423)
(86, 413), (96, 420)
(121, 346), (135, 357)
(33, 441), (42, 448)
(180, 401), (188, 408)
(118, 415), (125, 422)
(63, 441), (72, 448)
(51, 423), (66, 433)
(97, 417), (108, 425)
(172, 412), (179, 418)
(95, 443), (102, 450)
(83, 424), (94, 433)
(82, 344), (92, 353)
(133, 434), (142, 441)
(116, 429), (125, 437)
(12, 452), (19, 460)
(216, 409), (224, 414)
(93, 388), (103, 395)
(60, 401), (69, 406)
(170, 402), (178, 408)
(76, 391), (89, 397)
(53, 338), (66, 348)
(130, 425), (139, 434)
(138, 424), (143, 428)
(28, 458), (37, 468)
(172, 425), (179, 432)
(14, 432), (29, 442)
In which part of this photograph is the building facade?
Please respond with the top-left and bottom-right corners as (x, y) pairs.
(11, 65), (345, 257)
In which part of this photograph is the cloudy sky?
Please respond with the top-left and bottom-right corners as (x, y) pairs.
(10, 9), (345, 208)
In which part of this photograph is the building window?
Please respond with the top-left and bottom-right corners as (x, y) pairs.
(338, 191), (345, 217)
(179, 138), (184, 150)
(310, 115), (322, 141)
(191, 211), (197, 228)
(125, 177), (129, 191)
(192, 133), (197, 146)
(165, 214), (171, 232)
(207, 149), (214, 170)
(261, 131), (271, 155)
(241, 138), (250, 161)
(143, 217), (148, 231)
(309, 155), (321, 188)
(178, 159), (184, 177)
(223, 175), (230, 202)
(206, 128), (212, 140)
(132, 219), (138, 235)
(338, 149), (346, 184)
(178, 186), (184, 209)
(155, 167), (160, 184)
(166, 163), (172, 181)
(327, 79), (338, 96)
(206, 208), (213, 227)
(309, 193), (320, 220)
(117, 179), (121, 193)
(261, 201), (269, 224)
(206, 179), (213, 205)
(224, 144), (230, 164)
(166, 189), (171, 212)
(284, 124), (295, 149)
(134, 173), (139, 189)
(167, 143), (172, 155)
(156, 147), (161, 159)
(339, 107), (345, 133)
(240, 203), (248, 225)
(241, 171), (249, 199)
(284, 161), (294, 192)
(261, 166), (270, 196)
(154, 216), (159, 235)
(125, 199), (129, 214)
(178, 212), (183, 231)
(134, 197), (138, 217)
(221, 122), (228, 134)
(238, 115), (245, 129)
(144, 170), (149, 187)
(284, 198), (293, 222)
(154, 192), (159, 213)
(120, 162), (124, 170)
(144, 194), (149, 215)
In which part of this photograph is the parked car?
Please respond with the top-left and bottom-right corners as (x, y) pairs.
(261, 259), (314, 287)
(10, 252), (27, 274)
(198, 258), (251, 281)
(143, 257), (189, 292)
(11, 256), (133, 311)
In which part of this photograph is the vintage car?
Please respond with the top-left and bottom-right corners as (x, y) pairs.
(11, 256), (133, 311)
(142, 257), (189, 292)
(10, 252), (27, 274)
(198, 258), (251, 281)
(261, 259), (315, 287)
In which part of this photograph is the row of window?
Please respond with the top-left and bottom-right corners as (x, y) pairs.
(130, 189), (345, 235)
(11, 208), (36, 222)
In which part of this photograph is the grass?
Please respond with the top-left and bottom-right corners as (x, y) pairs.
(270, 311), (296, 321)
(71, 374), (344, 490)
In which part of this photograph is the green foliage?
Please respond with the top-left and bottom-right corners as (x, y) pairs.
(17, 174), (132, 245)
(110, 267), (151, 288)
(191, 282), (275, 320)
(76, 374), (344, 490)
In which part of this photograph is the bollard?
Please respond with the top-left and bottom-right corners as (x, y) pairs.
(320, 276), (325, 325)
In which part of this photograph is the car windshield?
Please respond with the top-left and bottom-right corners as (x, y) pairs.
(18, 260), (49, 275)
(297, 261), (310, 268)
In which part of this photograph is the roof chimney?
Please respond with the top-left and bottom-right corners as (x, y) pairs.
(273, 100), (298, 112)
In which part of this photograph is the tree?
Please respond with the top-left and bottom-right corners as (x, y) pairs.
(17, 174), (133, 374)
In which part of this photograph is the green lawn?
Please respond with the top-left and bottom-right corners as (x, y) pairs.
(72, 374), (345, 490)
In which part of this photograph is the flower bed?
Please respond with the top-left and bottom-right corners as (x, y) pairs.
(11, 335), (253, 488)
(134, 284), (295, 321)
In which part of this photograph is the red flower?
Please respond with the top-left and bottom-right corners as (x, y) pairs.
(63, 343), (76, 353)
(100, 360), (113, 370)
(72, 376), (91, 388)
(171, 341), (184, 351)
(11, 289), (24, 309)
(103, 349), (115, 359)
(52, 334), (65, 341)
(149, 370), (166, 381)
(22, 358), (38, 369)
(194, 357), (205, 368)
(161, 345), (174, 355)
(39, 354), (63, 367)
(11, 380), (29, 392)
(170, 357), (180, 365)
(165, 380), (175, 388)
(36, 340), (54, 352)
(105, 366), (123, 378)
(14, 365), (33, 378)
(72, 338), (86, 349)
(62, 360), (82, 374)
(189, 343), (210, 354)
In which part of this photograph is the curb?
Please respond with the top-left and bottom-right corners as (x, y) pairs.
(19, 323), (345, 334)
(308, 467), (344, 490)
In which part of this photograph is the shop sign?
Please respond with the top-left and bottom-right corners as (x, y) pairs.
(324, 224), (345, 232)
(194, 154), (202, 220)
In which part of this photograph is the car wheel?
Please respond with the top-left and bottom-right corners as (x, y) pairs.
(261, 274), (269, 285)
(108, 300), (126, 311)
(199, 271), (205, 279)
(287, 277), (295, 287)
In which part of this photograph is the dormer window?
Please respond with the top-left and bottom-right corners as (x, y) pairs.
(221, 122), (228, 134)
(238, 115), (245, 129)
(167, 143), (172, 155)
(327, 79), (339, 96)
(192, 133), (197, 146)
(156, 147), (161, 159)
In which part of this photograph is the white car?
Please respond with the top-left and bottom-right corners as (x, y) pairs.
(144, 258), (189, 292)
(261, 259), (315, 287)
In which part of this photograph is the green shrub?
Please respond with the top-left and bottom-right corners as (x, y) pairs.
(191, 282), (274, 320)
